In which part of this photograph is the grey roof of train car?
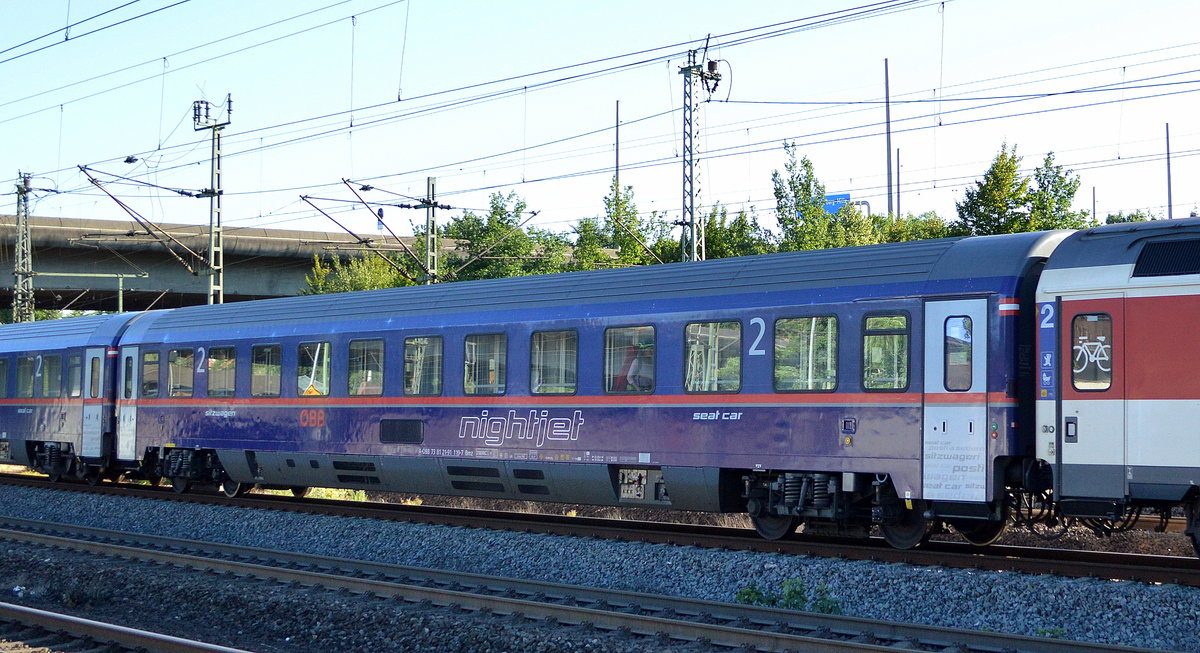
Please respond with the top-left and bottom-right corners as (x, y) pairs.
(0, 312), (140, 353)
(1045, 217), (1200, 269)
(116, 229), (1071, 342)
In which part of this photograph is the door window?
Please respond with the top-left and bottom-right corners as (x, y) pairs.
(1071, 314), (1112, 391)
(89, 357), (101, 399)
(944, 316), (972, 392)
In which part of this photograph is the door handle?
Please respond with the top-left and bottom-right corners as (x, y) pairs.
(1064, 416), (1078, 443)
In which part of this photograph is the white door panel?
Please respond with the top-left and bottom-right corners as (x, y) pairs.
(923, 299), (989, 502)
(81, 347), (105, 458)
(117, 347), (138, 461)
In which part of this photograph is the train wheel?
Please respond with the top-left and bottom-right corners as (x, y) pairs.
(881, 500), (932, 549)
(290, 487), (310, 498)
(46, 470), (63, 483)
(219, 480), (245, 498)
(751, 514), (799, 540)
(170, 477), (191, 494)
(950, 518), (1006, 546)
(83, 468), (104, 486)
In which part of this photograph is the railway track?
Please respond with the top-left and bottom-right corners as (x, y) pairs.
(0, 600), (251, 653)
(0, 516), (1166, 653)
(3, 473), (1197, 588)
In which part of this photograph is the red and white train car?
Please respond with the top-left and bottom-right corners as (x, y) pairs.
(1036, 219), (1200, 538)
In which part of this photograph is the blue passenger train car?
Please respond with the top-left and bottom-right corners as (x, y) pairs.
(4, 230), (1058, 547)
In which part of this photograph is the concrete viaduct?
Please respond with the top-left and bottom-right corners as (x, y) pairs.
(0, 216), (436, 312)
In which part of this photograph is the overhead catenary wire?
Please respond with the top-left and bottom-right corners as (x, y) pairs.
(11, 1), (1200, 237)
(12, 0), (936, 182)
(0, 0), (143, 57)
(0, 0), (194, 67)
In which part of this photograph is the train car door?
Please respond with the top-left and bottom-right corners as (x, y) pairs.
(116, 346), (139, 461)
(81, 347), (106, 458)
(922, 299), (988, 502)
(1058, 297), (1125, 500)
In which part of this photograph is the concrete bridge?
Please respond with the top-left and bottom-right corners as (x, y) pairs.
(0, 216), (436, 312)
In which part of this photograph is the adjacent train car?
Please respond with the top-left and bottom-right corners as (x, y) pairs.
(0, 313), (144, 482)
(1035, 220), (1200, 542)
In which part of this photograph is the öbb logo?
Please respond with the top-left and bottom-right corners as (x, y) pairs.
(458, 409), (584, 448)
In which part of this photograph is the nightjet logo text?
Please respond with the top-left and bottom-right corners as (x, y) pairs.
(458, 409), (584, 447)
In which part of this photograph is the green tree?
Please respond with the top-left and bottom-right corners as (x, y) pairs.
(566, 217), (610, 271)
(1105, 209), (1158, 224)
(772, 142), (832, 250)
(953, 143), (1031, 235)
(302, 252), (415, 295)
(602, 178), (658, 266)
(875, 211), (951, 243)
(0, 309), (66, 324)
(443, 192), (563, 281)
(830, 202), (882, 247)
(1028, 152), (1091, 230)
(703, 205), (777, 259)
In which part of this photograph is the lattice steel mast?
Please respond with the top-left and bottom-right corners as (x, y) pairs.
(678, 48), (721, 262)
(194, 95), (231, 304)
(12, 172), (34, 322)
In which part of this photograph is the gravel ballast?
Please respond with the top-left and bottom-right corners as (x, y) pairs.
(0, 484), (1196, 652)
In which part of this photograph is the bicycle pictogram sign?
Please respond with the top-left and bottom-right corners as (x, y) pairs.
(1072, 335), (1111, 374)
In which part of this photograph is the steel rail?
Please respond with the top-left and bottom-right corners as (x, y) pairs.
(0, 517), (1169, 653)
(3, 473), (1198, 587)
(0, 601), (253, 653)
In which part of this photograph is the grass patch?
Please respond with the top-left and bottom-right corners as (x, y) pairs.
(735, 579), (843, 614)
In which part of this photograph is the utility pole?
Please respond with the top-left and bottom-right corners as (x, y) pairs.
(424, 176), (437, 284)
(679, 48), (721, 262)
(615, 100), (620, 195)
(194, 94), (231, 304)
(12, 172), (34, 322)
(1166, 123), (1174, 219)
(885, 59), (894, 217)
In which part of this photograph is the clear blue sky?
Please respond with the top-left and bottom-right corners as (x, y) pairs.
(4, 0), (1198, 238)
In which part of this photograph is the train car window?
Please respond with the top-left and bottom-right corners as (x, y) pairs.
(16, 357), (34, 398)
(251, 345), (281, 397)
(531, 330), (577, 394)
(862, 313), (909, 391)
(349, 339), (384, 396)
(123, 355), (133, 399)
(168, 349), (194, 398)
(604, 326), (655, 394)
(404, 336), (442, 396)
(464, 334), (506, 395)
(684, 322), (741, 393)
(775, 317), (838, 392)
(0, 359), (8, 398)
(141, 352), (160, 399)
(298, 342), (331, 396)
(89, 357), (100, 399)
(1071, 313), (1112, 391)
(40, 356), (63, 398)
(944, 316), (973, 392)
(67, 355), (82, 398)
(208, 347), (236, 398)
